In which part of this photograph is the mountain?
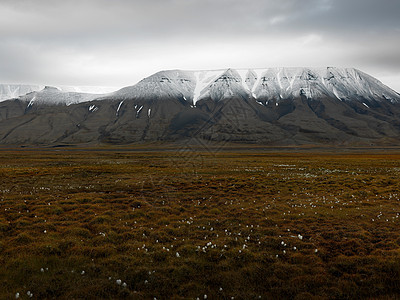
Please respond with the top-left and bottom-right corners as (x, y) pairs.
(0, 84), (44, 101)
(0, 84), (117, 102)
(19, 86), (108, 106)
(0, 67), (399, 146)
(112, 67), (399, 104)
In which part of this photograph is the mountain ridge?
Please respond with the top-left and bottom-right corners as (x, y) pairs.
(0, 67), (400, 147)
(112, 67), (400, 104)
(0, 84), (118, 102)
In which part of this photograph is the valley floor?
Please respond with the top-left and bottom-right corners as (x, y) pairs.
(0, 149), (399, 299)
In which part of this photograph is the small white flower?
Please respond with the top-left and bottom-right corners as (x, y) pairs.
(176, 252), (180, 257)
(15, 292), (20, 299)
(116, 279), (122, 285)
(122, 282), (127, 288)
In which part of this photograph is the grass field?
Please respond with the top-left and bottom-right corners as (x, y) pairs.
(0, 149), (399, 299)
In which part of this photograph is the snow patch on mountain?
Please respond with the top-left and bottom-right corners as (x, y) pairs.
(192, 70), (222, 104)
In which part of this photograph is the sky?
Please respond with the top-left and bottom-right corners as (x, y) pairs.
(0, 0), (399, 92)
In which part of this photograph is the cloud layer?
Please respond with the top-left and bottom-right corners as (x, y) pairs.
(1, 0), (399, 91)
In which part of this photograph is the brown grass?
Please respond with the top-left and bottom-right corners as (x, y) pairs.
(0, 149), (399, 299)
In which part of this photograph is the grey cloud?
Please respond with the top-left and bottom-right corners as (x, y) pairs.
(0, 41), (44, 84)
(1, 0), (398, 41)
(0, 0), (399, 90)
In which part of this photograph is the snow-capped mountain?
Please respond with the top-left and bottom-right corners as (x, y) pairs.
(0, 84), (44, 101)
(0, 67), (400, 146)
(0, 84), (117, 102)
(113, 67), (400, 104)
(3, 68), (398, 106)
(19, 86), (109, 106)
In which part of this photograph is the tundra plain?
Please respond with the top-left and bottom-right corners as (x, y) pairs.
(0, 148), (399, 299)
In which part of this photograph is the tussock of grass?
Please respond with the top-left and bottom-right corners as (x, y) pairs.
(0, 150), (400, 298)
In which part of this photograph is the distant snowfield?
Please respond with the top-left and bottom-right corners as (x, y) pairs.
(0, 84), (43, 101)
(0, 84), (119, 102)
(59, 85), (120, 94)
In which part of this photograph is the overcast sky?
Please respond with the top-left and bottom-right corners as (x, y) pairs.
(1, 0), (399, 91)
